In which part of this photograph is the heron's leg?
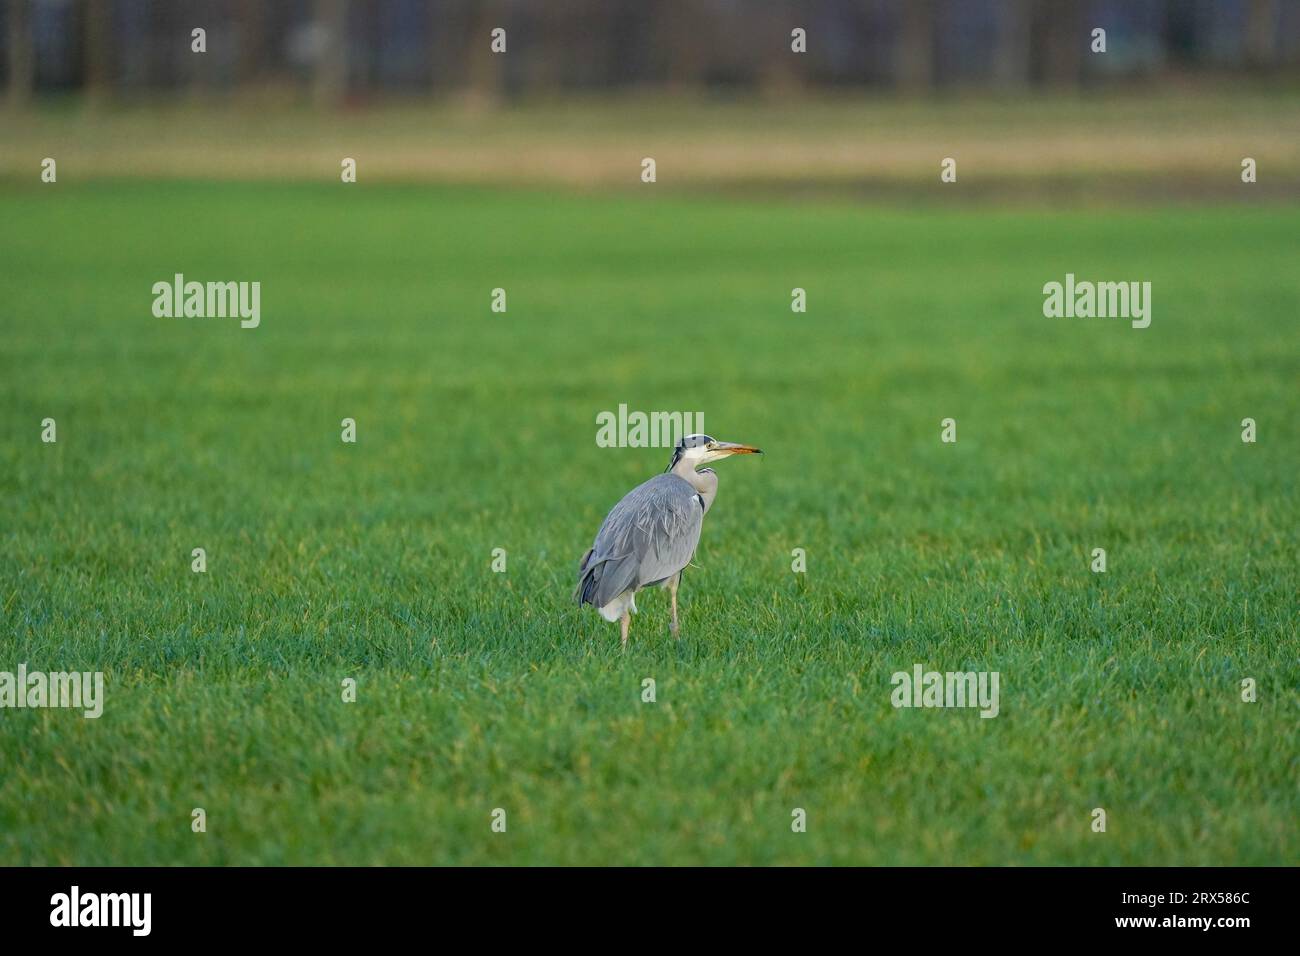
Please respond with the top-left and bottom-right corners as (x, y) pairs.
(669, 573), (680, 638)
(620, 610), (630, 648)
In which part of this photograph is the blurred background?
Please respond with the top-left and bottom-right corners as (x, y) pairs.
(2, 0), (1299, 105)
(3, 1), (1299, 198)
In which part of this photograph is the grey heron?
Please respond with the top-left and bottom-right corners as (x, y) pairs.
(575, 433), (762, 646)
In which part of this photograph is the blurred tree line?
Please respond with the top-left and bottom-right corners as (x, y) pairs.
(4, 0), (1297, 108)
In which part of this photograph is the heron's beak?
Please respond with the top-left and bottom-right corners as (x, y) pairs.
(714, 441), (763, 456)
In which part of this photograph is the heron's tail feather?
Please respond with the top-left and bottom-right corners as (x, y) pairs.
(574, 549), (596, 604)
(576, 550), (639, 610)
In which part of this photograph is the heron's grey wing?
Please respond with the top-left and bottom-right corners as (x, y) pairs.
(577, 474), (704, 608)
(620, 474), (705, 586)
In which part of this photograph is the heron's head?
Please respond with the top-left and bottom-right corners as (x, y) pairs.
(666, 433), (763, 472)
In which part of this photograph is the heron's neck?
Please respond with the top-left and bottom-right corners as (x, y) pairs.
(672, 459), (717, 512)
(671, 458), (705, 488)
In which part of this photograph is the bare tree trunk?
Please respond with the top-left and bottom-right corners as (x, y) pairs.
(1042, 0), (1083, 89)
(1246, 0), (1277, 67)
(530, 0), (566, 97)
(897, 0), (934, 93)
(83, 0), (114, 105)
(429, 0), (453, 94)
(464, 1), (505, 106)
(313, 0), (348, 107)
(7, 0), (34, 108)
(659, 0), (706, 92)
(992, 0), (1031, 88)
(188, 0), (222, 99)
(760, 1), (804, 98)
(237, 0), (265, 91)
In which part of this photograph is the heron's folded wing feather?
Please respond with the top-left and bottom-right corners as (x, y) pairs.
(587, 474), (703, 598)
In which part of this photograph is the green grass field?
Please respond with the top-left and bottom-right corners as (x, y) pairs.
(1, 179), (1296, 865)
